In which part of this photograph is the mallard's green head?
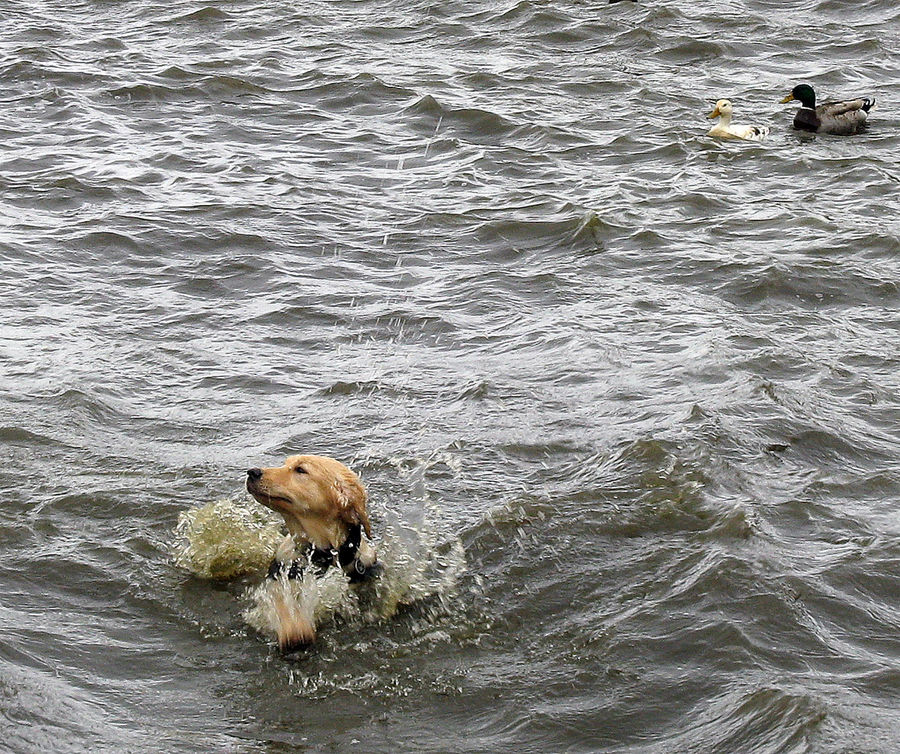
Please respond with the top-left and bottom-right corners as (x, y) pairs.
(781, 84), (816, 108)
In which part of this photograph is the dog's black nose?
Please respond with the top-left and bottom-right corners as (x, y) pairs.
(247, 468), (263, 481)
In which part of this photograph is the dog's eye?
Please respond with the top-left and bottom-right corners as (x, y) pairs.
(294, 466), (307, 475)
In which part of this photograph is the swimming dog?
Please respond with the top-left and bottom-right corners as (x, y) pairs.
(246, 454), (377, 650)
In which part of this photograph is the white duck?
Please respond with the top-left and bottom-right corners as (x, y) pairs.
(706, 99), (769, 141)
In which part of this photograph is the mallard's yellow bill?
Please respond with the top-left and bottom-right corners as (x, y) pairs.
(780, 94), (796, 103)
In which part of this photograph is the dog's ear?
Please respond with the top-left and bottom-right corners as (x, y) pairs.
(333, 469), (372, 538)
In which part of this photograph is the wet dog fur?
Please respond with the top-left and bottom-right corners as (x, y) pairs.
(246, 454), (377, 650)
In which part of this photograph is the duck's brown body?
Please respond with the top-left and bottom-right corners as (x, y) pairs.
(782, 84), (875, 135)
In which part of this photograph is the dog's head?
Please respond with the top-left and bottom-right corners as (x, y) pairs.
(246, 454), (371, 550)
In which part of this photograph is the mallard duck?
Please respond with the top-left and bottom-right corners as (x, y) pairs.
(780, 84), (875, 134)
(706, 99), (769, 141)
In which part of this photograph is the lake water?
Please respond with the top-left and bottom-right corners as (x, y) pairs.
(1, 0), (899, 751)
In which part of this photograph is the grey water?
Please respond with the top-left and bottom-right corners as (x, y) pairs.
(2, 0), (899, 751)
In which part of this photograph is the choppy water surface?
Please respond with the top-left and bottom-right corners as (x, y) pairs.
(2, 0), (899, 751)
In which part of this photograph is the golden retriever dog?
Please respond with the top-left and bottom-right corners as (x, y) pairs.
(246, 454), (377, 650)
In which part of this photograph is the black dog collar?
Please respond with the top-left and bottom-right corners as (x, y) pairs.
(267, 524), (377, 584)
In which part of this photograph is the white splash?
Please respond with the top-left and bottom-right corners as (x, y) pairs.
(172, 498), (283, 580)
(173, 494), (467, 645)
